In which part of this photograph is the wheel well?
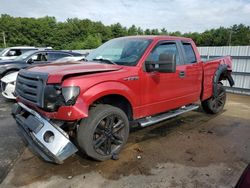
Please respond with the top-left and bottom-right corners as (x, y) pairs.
(213, 65), (234, 97)
(91, 94), (133, 120)
(3, 69), (19, 77)
(219, 71), (229, 81)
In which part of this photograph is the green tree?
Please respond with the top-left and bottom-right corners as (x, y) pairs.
(128, 25), (137, 35)
(137, 27), (144, 35)
(110, 23), (127, 38)
(83, 35), (102, 49)
(144, 29), (151, 35)
(151, 29), (159, 35)
(0, 14), (250, 49)
(160, 28), (168, 35)
(169, 31), (181, 37)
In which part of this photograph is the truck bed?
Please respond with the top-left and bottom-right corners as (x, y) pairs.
(202, 56), (233, 100)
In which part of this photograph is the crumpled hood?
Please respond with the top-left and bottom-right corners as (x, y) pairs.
(27, 61), (122, 83)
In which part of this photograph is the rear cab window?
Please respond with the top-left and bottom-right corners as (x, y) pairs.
(182, 43), (197, 64)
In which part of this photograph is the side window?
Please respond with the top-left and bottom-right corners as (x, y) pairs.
(30, 53), (47, 62)
(47, 53), (70, 61)
(146, 43), (180, 65)
(7, 49), (20, 56)
(182, 43), (196, 64)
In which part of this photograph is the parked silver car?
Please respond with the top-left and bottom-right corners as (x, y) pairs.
(0, 46), (52, 60)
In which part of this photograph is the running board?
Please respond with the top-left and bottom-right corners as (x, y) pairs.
(138, 105), (199, 127)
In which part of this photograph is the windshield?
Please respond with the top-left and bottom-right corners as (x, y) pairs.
(86, 38), (152, 66)
(14, 50), (37, 61)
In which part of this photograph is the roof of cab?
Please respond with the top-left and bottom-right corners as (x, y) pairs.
(118, 35), (193, 42)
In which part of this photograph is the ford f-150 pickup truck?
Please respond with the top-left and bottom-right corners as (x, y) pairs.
(12, 36), (234, 164)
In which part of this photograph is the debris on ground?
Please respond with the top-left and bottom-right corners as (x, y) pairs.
(177, 131), (184, 135)
(134, 147), (143, 153)
(198, 129), (214, 134)
(137, 155), (142, 160)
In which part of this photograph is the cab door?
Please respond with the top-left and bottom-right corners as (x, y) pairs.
(179, 42), (202, 102)
(139, 41), (201, 117)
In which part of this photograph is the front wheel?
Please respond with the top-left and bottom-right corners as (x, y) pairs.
(201, 83), (226, 114)
(77, 104), (129, 161)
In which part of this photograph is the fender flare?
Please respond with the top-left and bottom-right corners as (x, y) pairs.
(213, 64), (234, 97)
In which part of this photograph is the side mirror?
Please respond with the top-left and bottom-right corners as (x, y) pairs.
(27, 58), (34, 64)
(145, 53), (176, 73)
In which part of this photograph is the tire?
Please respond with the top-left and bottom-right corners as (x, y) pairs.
(77, 104), (130, 161)
(202, 83), (226, 114)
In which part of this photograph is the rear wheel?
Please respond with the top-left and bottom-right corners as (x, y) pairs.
(77, 104), (129, 161)
(202, 83), (226, 114)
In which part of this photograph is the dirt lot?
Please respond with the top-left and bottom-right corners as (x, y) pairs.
(1, 93), (250, 188)
(0, 97), (25, 183)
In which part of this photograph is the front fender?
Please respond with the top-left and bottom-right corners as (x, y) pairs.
(80, 81), (137, 112)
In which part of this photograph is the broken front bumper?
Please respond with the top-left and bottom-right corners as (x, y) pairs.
(12, 102), (78, 164)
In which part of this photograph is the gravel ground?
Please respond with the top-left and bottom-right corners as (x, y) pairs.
(0, 96), (25, 183)
(1, 93), (250, 188)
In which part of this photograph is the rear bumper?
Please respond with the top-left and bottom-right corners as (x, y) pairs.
(12, 102), (78, 164)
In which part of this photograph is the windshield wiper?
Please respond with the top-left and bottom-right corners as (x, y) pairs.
(92, 58), (117, 65)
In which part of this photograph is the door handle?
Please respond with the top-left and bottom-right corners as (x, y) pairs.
(179, 71), (185, 78)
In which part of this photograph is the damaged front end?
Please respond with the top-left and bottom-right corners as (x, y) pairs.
(12, 102), (78, 164)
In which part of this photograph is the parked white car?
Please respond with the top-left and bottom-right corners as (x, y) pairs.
(0, 46), (52, 60)
(1, 71), (18, 99)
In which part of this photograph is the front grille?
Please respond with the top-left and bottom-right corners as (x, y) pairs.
(1, 81), (7, 91)
(15, 69), (48, 107)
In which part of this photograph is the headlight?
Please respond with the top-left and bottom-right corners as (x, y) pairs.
(44, 85), (63, 111)
(62, 86), (80, 106)
(44, 85), (80, 112)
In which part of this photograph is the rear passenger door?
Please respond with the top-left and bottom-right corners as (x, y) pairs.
(180, 42), (202, 102)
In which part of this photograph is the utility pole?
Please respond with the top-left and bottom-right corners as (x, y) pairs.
(2, 31), (6, 48)
(228, 29), (232, 46)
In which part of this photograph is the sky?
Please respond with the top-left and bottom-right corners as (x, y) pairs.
(0, 0), (250, 33)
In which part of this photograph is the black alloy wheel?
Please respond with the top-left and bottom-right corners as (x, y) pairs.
(93, 114), (126, 156)
(77, 104), (129, 161)
(202, 83), (226, 114)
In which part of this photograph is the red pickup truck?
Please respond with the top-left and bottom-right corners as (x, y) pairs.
(12, 36), (234, 163)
